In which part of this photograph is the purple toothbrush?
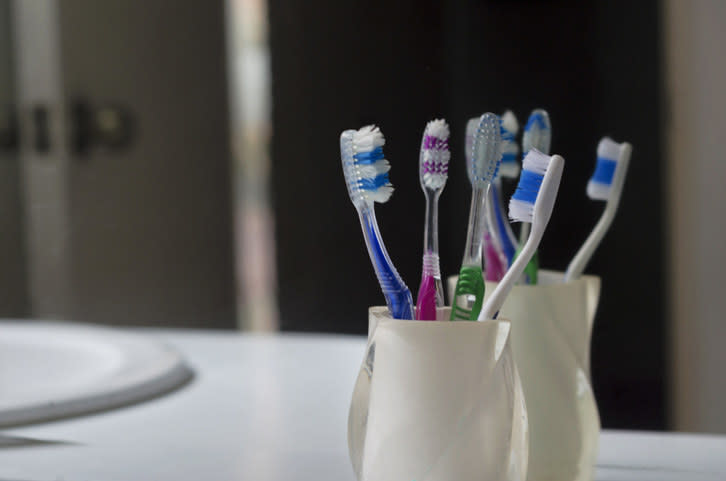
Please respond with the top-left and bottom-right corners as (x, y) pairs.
(415, 119), (450, 320)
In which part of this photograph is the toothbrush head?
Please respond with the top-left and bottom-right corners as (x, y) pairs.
(499, 110), (520, 178)
(509, 149), (564, 226)
(464, 117), (479, 183)
(523, 108), (551, 155)
(587, 137), (631, 201)
(419, 119), (450, 191)
(340, 125), (394, 207)
(470, 113), (502, 186)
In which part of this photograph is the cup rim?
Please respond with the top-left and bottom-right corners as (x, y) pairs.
(368, 306), (512, 326)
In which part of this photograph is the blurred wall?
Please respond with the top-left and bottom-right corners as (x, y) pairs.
(666, 0), (726, 433)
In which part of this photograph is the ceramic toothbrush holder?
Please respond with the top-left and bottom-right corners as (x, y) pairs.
(447, 270), (601, 481)
(347, 306), (529, 481)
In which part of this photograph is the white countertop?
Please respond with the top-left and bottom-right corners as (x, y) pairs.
(0, 329), (724, 481)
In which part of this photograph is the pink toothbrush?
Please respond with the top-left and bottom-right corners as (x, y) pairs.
(415, 120), (450, 320)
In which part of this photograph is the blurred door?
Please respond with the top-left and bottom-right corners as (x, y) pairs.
(0, 0), (27, 317)
(13, 0), (236, 327)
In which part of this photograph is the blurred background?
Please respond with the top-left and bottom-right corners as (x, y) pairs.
(0, 0), (724, 434)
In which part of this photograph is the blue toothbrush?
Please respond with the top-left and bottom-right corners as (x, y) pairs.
(340, 125), (414, 319)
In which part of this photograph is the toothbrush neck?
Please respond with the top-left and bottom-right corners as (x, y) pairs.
(423, 189), (440, 255)
(462, 184), (488, 266)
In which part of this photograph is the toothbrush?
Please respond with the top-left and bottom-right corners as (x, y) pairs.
(340, 125), (414, 320)
(490, 110), (520, 266)
(450, 113), (502, 321)
(564, 137), (632, 282)
(467, 117), (508, 282)
(516, 108), (552, 284)
(479, 149), (565, 320)
(415, 119), (450, 320)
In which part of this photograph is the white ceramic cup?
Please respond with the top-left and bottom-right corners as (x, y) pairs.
(448, 270), (601, 481)
(347, 306), (528, 481)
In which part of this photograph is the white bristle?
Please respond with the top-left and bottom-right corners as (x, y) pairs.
(522, 109), (551, 155)
(597, 136), (621, 160)
(352, 125), (385, 151)
(587, 137), (621, 200)
(356, 157), (391, 180)
(499, 110), (521, 179)
(509, 149), (552, 223)
(420, 119), (450, 190)
(426, 118), (450, 140)
(341, 125), (394, 205)
(501, 110), (519, 134)
(366, 185), (394, 203)
(498, 158), (521, 179)
(470, 113), (502, 185)
(522, 148), (551, 175)
(587, 182), (611, 200)
(464, 118), (478, 183)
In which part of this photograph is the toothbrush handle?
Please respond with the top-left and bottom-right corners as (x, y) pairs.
(481, 227), (543, 320)
(484, 188), (509, 281)
(451, 185), (488, 321)
(492, 182), (517, 265)
(565, 143), (630, 281)
(564, 205), (613, 281)
(450, 264), (484, 321)
(359, 206), (414, 320)
(484, 232), (507, 282)
(416, 274), (437, 320)
(513, 245), (539, 285)
(416, 252), (444, 320)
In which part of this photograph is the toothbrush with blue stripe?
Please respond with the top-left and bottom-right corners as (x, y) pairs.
(479, 149), (565, 320)
(564, 137), (632, 281)
(490, 110), (520, 267)
(340, 125), (414, 319)
(451, 113), (502, 321)
(516, 108), (552, 284)
(415, 119), (450, 320)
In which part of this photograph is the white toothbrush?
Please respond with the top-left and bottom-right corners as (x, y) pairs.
(479, 149), (564, 320)
(564, 137), (632, 282)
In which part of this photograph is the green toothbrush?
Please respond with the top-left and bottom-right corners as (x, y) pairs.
(451, 113), (502, 320)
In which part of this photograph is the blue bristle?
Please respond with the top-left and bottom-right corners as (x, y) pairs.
(590, 156), (617, 185)
(358, 172), (390, 191)
(353, 146), (384, 164)
(501, 152), (517, 163)
(525, 113), (547, 132)
(511, 170), (544, 204)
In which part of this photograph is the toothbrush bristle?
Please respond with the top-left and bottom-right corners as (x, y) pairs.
(470, 113), (502, 185)
(522, 108), (551, 155)
(464, 118), (479, 183)
(509, 149), (552, 223)
(587, 137), (621, 200)
(499, 110), (520, 178)
(340, 125), (394, 205)
(420, 119), (450, 190)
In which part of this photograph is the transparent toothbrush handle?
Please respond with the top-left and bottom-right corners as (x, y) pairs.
(359, 207), (414, 320)
(491, 182), (517, 265)
(416, 252), (444, 320)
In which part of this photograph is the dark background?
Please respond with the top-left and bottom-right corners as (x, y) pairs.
(269, 0), (665, 430)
